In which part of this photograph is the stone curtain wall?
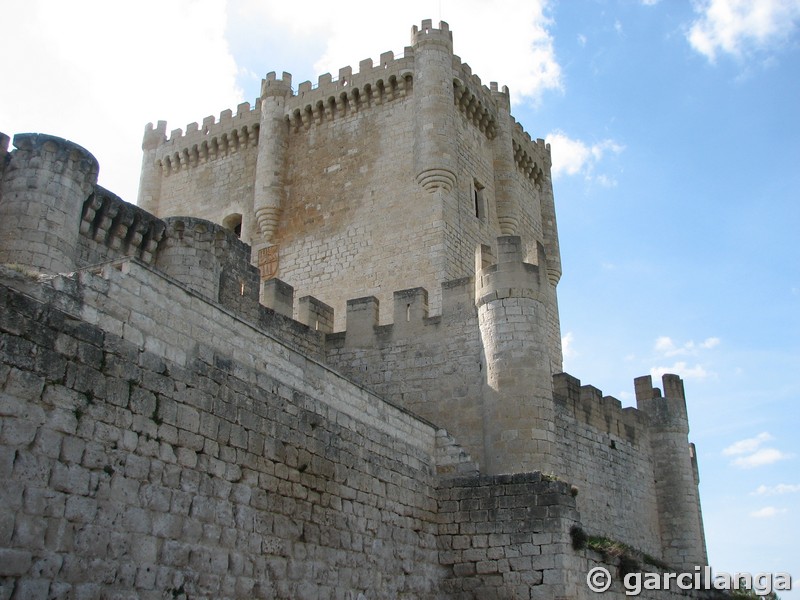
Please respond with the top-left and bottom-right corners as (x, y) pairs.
(553, 375), (663, 557)
(326, 280), (666, 562)
(437, 473), (581, 599)
(325, 277), (489, 470)
(0, 262), (446, 599)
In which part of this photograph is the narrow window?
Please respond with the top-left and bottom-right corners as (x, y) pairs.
(473, 180), (486, 221)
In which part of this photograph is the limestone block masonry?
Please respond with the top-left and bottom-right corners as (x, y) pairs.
(0, 19), (710, 600)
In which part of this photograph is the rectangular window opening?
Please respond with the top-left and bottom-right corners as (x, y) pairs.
(473, 180), (486, 222)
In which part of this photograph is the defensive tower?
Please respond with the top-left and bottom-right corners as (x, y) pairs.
(476, 236), (560, 475)
(636, 374), (708, 570)
(0, 134), (98, 274)
(411, 19), (457, 194)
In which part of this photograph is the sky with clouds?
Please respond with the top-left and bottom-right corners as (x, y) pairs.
(2, 0), (798, 590)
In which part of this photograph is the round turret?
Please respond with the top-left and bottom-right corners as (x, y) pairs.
(254, 72), (292, 246)
(475, 236), (561, 475)
(155, 216), (235, 300)
(636, 374), (708, 569)
(411, 20), (457, 193)
(0, 133), (99, 273)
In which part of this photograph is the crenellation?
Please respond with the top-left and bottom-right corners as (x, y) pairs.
(297, 295), (334, 334)
(344, 296), (380, 346)
(553, 372), (650, 440)
(393, 287), (429, 328)
(261, 277), (294, 318)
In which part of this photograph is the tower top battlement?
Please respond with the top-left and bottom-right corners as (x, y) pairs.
(411, 19), (453, 47)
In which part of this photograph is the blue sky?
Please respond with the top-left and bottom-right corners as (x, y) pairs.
(2, 0), (798, 593)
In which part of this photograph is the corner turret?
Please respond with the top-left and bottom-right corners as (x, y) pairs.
(636, 374), (708, 569)
(254, 72), (292, 285)
(137, 120), (167, 214)
(490, 84), (522, 235)
(411, 20), (457, 193)
(475, 236), (560, 475)
(0, 133), (99, 273)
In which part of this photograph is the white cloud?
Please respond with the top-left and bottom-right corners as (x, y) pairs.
(650, 336), (720, 380)
(723, 432), (773, 456)
(723, 433), (794, 468)
(752, 483), (800, 495)
(654, 336), (721, 357)
(732, 448), (792, 469)
(0, 0), (243, 204)
(562, 332), (577, 361)
(687, 0), (800, 63)
(234, 0), (563, 107)
(655, 336), (677, 354)
(642, 0), (662, 5)
(545, 131), (624, 182)
(750, 506), (788, 518)
(594, 175), (618, 188)
(650, 362), (710, 381)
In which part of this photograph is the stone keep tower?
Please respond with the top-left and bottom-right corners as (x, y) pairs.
(136, 20), (561, 362)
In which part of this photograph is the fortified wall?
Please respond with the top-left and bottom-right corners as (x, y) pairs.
(0, 19), (709, 600)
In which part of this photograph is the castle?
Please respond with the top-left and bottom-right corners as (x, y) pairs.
(0, 20), (711, 599)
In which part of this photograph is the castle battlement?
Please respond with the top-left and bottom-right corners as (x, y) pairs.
(142, 100), (262, 176)
(553, 372), (649, 445)
(256, 273), (480, 344)
(509, 117), (551, 186)
(139, 18), (546, 167)
(452, 74), (499, 139)
(79, 185), (166, 265)
(411, 18), (453, 47)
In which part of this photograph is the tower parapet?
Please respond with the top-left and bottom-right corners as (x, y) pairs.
(636, 374), (708, 569)
(0, 133), (99, 274)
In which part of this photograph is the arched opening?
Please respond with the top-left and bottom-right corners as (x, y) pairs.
(222, 213), (242, 238)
